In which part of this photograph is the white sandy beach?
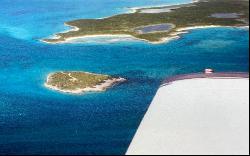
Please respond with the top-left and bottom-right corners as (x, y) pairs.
(60, 34), (142, 44)
(127, 75), (249, 155)
(128, 0), (199, 14)
(42, 34), (144, 44)
(46, 23), (80, 40)
(62, 23), (80, 33)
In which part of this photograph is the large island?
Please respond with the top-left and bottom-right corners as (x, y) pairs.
(45, 71), (126, 94)
(42, 0), (249, 44)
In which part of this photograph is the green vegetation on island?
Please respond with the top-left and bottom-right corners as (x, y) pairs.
(45, 72), (126, 94)
(43, 0), (249, 43)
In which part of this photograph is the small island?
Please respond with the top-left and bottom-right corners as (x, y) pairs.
(42, 0), (249, 44)
(45, 71), (126, 94)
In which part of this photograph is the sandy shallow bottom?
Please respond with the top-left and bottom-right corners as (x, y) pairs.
(127, 77), (249, 155)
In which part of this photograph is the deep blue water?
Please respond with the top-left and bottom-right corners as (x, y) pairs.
(0, 0), (249, 155)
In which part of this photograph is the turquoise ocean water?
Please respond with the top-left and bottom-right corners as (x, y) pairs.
(0, 0), (249, 154)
